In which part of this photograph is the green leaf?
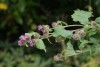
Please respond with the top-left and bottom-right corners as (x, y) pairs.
(52, 32), (58, 37)
(52, 26), (73, 38)
(71, 9), (92, 25)
(35, 39), (46, 52)
(59, 30), (73, 38)
(95, 17), (100, 23)
(66, 41), (76, 56)
(88, 29), (97, 36)
(79, 40), (89, 49)
(25, 32), (36, 37)
(90, 37), (99, 44)
(54, 25), (64, 31)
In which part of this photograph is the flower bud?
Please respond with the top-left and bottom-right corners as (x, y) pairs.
(52, 22), (57, 27)
(72, 34), (79, 40)
(33, 33), (41, 39)
(91, 21), (98, 28)
(53, 53), (62, 61)
(29, 40), (35, 47)
(79, 30), (86, 38)
(18, 40), (24, 46)
(24, 35), (30, 40)
(42, 30), (49, 34)
(91, 21), (96, 26)
(19, 35), (29, 40)
(19, 35), (25, 40)
(55, 36), (63, 43)
(37, 25), (43, 30)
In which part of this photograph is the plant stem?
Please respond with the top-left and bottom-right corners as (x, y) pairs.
(60, 39), (66, 50)
(64, 25), (83, 28)
(51, 25), (83, 30)
(60, 39), (67, 58)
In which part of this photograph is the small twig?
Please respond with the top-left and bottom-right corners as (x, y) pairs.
(51, 25), (83, 30)
(64, 25), (83, 28)
(47, 38), (53, 44)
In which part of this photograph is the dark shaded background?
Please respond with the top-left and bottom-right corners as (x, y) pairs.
(0, 0), (100, 42)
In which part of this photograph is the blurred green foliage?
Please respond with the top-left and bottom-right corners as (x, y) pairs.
(0, 41), (100, 67)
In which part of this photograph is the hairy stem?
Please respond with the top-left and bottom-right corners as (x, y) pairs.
(64, 25), (83, 28)
(60, 39), (66, 50)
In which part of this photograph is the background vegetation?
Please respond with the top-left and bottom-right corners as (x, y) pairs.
(0, 0), (100, 67)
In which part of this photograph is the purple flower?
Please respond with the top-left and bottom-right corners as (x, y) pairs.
(19, 35), (29, 40)
(29, 40), (35, 47)
(24, 35), (30, 40)
(19, 35), (25, 40)
(18, 40), (24, 46)
(42, 30), (49, 34)
(38, 25), (43, 30)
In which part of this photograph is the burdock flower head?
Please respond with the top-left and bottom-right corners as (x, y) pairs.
(38, 25), (43, 31)
(28, 40), (36, 47)
(52, 22), (58, 27)
(33, 33), (41, 39)
(72, 33), (80, 40)
(42, 30), (49, 34)
(18, 35), (30, 46)
(19, 35), (29, 40)
(37, 25), (50, 35)
(79, 30), (86, 38)
(18, 40), (24, 46)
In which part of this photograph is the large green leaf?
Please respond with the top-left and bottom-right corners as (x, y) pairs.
(52, 26), (73, 38)
(66, 41), (76, 56)
(35, 39), (46, 52)
(71, 9), (92, 25)
(95, 17), (100, 23)
(52, 26), (64, 37)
